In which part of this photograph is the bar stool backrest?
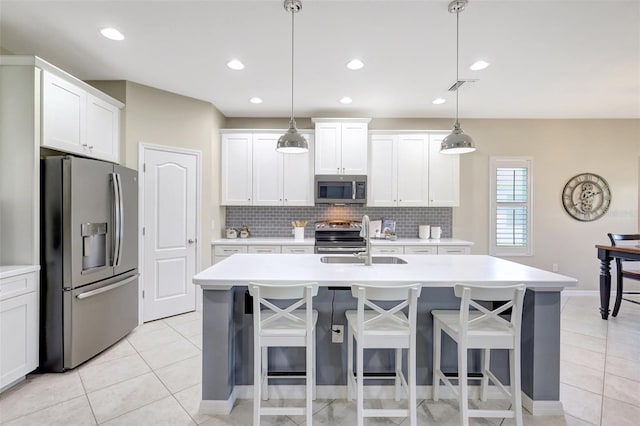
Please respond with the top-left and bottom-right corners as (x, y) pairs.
(454, 284), (526, 339)
(351, 284), (422, 331)
(248, 282), (319, 335)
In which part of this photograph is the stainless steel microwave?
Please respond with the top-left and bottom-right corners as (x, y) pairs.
(315, 175), (367, 204)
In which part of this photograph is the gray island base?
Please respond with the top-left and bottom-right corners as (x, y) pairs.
(193, 254), (577, 416)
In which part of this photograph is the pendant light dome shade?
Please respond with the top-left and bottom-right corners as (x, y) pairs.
(441, 121), (475, 154)
(277, 119), (309, 153)
(441, 0), (476, 155)
(276, 0), (308, 153)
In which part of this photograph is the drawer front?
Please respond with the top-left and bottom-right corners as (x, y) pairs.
(248, 245), (282, 254)
(281, 246), (314, 254)
(0, 272), (37, 302)
(0, 291), (38, 388)
(371, 246), (403, 255)
(404, 246), (437, 255)
(437, 246), (471, 255)
(214, 245), (248, 256)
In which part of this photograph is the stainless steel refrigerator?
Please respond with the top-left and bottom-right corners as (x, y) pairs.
(41, 155), (139, 372)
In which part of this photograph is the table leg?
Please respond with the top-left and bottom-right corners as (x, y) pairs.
(598, 255), (612, 320)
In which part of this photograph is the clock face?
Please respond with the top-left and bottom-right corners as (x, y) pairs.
(562, 173), (611, 222)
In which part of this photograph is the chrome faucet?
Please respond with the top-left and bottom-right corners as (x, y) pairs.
(355, 215), (373, 266)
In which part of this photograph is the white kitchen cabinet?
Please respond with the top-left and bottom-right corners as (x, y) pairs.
(41, 69), (121, 163)
(213, 244), (248, 264)
(252, 134), (283, 206)
(222, 131), (314, 206)
(368, 132), (459, 207)
(368, 134), (429, 207)
(0, 270), (39, 391)
(404, 246), (437, 255)
(247, 245), (281, 254)
(428, 134), (460, 206)
(281, 245), (314, 254)
(437, 245), (471, 255)
(313, 119), (369, 175)
(221, 133), (253, 205)
(371, 246), (403, 255)
(42, 70), (86, 154)
(86, 93), (120, 163)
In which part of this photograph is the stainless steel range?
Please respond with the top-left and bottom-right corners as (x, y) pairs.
(314, 220), (366, 254)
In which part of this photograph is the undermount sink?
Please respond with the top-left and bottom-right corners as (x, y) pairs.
(320, 256), (407, 265)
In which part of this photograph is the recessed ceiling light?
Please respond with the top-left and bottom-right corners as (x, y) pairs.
(469, 60), (490, 71)
(100, 27), (125, 41)
(432, 98), (446, 105)
(227, 59), (245, 70)
(340, 97), (353, 104)
(249, 97), (263, 104)
(346, 59), (364, 70)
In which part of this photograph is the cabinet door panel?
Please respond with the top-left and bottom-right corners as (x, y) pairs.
(368, 135), (397, 206)
(0, 291), (38, 388)
(341, 122), (368, 174)
(283, 134), (314, 206)
(253, 134), (283, 206)
(314, 123), (341, 174)
(42, 71), (86, 153)
(221, 134), (253, 205)
(86, 94), (120, 163)
(429, 134), (460, 206)
(397, 134), (429, 206)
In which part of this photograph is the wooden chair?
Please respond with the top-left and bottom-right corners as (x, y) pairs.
(248, 282), (319, 426)
(345, 283), (422, 426)
(607, 233), (640, 317)
(432, 283), (526, 426)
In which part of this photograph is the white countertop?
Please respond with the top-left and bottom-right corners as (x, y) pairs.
(0, 265), (40, 280)
(212, 237), (472, 246)
(193, 254), (576, 290)
(212, 237), (315, 245)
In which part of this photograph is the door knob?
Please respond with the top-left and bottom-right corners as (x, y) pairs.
(188, 239), (196, 244)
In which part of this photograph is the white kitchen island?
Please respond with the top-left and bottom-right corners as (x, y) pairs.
(193, 254), (577, 416)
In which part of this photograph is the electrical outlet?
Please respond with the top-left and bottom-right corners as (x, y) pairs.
(552, 263), (559, 272)
(331, 325), (344, 343)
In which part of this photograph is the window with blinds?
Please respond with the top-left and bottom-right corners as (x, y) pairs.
(490, 158), (533, 256)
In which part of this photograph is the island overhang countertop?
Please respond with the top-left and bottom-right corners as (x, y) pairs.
(193, 253), (577, 290)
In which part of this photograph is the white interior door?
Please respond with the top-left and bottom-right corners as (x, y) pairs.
(142, 147), (197, 322)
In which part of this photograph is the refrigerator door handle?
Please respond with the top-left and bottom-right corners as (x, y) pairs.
(116, 173), (124, 267)
(111, 173), (121, 267)
(75, 275), (138, 300)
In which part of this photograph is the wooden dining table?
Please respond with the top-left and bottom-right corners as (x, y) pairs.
(596, 244), (640, 319)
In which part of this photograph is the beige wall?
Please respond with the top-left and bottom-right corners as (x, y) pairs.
(88, 81), (226, 270)
(229, 117), (640, 290)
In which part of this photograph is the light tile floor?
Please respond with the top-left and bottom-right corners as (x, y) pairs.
(1, 296), (639, 425)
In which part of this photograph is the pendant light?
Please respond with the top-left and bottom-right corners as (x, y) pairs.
(276, 0), (308, 153)
(441, 0), (476, 154)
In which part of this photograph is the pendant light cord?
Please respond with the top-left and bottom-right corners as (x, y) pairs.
(290, 8), (295, 123)
(455, 7), (460, 126)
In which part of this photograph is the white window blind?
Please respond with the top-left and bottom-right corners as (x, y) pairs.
(490, 158), (533, 256)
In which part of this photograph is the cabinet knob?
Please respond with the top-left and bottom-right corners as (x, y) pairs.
(248, 198), (251, 201)
(279, 198), (282, 201)
(88, 145), (94, 150)
(342, 168), (345, 173)
(82, 143), (88, 147)
(337, 168), (340, 173)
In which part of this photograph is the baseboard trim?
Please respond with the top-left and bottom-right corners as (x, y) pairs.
(521, 392), (564, 416)
(199, 389), (236, 415)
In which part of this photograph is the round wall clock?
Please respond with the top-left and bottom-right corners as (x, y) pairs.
(562, 173), (611, 222)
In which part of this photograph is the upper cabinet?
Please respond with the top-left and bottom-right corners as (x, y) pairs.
(42, 70), (121, 163)
(313, 118), (370, 175)
(368, 132), (460, 207)
(221, 131), (314, 206)
(428, 134), (460, 206)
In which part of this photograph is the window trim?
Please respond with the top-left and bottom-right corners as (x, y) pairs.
(489, 156), (534, 257)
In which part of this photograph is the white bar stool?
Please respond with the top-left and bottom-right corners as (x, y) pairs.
(432, 283), (526, 426)
(345, 283), (422, 426)
(248, 282), (319, 426)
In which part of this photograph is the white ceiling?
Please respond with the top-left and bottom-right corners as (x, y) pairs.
(1, 0), (639, 119)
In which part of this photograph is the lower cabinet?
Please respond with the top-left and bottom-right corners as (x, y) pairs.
(437, 246), (471, 255)
(371, 246), (403, 255)
(0, 272), (39, 391)
(212, 244), (314, 264)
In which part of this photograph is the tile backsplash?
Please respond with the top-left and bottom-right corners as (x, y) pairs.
(225, 206), (452, 238)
